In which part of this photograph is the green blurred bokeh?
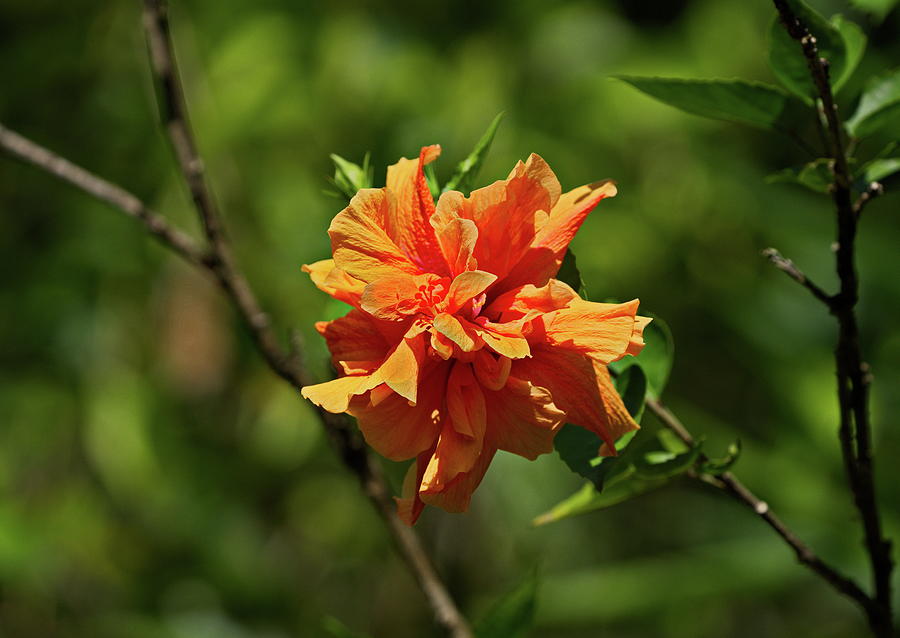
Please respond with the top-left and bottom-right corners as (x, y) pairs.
(1, 1), (898, 636)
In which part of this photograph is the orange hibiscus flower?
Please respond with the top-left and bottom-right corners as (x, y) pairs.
(302, 145), (649, 524)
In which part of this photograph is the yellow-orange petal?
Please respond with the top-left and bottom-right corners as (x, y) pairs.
(594, 363), (643, 457)
(475, 321), (531, 359)
(446, 362), (486, 440)
(349, 363), (447, 461)
(359, 273), (422, 320)
(544, 299), (645, 364)
(436, 154), (561, 282)
(301, 374), (379, 413)
(513, 345), (639, 452)
(376, 323), (428, 403)
(329, 188), (421, 283)
(472, 350), (512, 391)
(501, 180), (617, 291)
(419, 446), (497, 514)
(433, 313), (481, 352)
(485, 279), (579, 322)
(384, 145), (449, 274)
(430, 197), (479, 276)
(396, 447), (434, 525)
(484, 376), (565, 460)
(444, 270), (497, 314)
(302, 259), (366, 307)
(317, 310), (390, 372)
(628, 315), (652, 357)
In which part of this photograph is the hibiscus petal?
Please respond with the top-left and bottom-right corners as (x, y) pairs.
(594, 363), (642, 457)
(514, 345), (639, 452)
(396, 447), (434, 525)
(485, 279), (579, 322)
(437, 154), (561, 282)
(544, 299), (647, 364)
(446, 362), (486, 440)
(484, 376), (565, 460)
(472, 350), (512, 391)
(329, 189), (421, 282)
(433, 313), (481, 352)
(444, 270), (497, 314)
(316, 309), (391, 371)
(349, 363), (447, 461)
(419, 446), (497, 514)
(301, 374), (379, 414)
(431, 196), (479, 276)
(359, 273), (422, 320)
(501, 180), (617, 291)
(302, 259), (366, 307)
(385, 145), (448, 275)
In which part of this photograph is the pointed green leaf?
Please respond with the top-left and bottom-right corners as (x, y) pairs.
(424, 163), (441, 200)
(533, 476), (668, 525)
(831, 16), (867, 92)
(475, 568), (538, 638)
(846, 69), (900, 138)
(634, 440), (701, 479)
(768, 0), (847, 104)
(443, 112), (504, 194)
(615, 76), (806, 131)
(766, 158), (833, 193)
(610, 314), (674, 399)
(553, 424), (606, 487)
(328, 153), (373, 201)
(859, 158), (900, 183)
(556, 249), (588, 298)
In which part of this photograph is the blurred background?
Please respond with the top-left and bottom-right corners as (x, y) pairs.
(1, 0), (898, 636)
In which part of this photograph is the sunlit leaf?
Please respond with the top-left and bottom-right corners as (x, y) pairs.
(615, 76), (805, 131)
(327, 153), (373, 201)
(475, 568), (538, 638)
(859, 158), (900, 183)
(634, 443), (700, 479)
(768, 0), (846, 104)
(830, 15), (866, 92)
(846, 69), (900, 138)
(443, 112), (504, 194)
(766, 158), (833, 193)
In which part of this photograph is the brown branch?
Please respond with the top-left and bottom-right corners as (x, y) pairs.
(645, 397), (878, 617)
(761, 247), (836, 310)
(853, 182), (884, 217)
(137, 2), (472, 635)
(772, 2), (892, 635)
(2, 8), (471, 637)
(0, 122), (207, 267)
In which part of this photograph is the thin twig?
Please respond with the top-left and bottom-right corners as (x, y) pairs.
(0, 122), (207, 267)
(645, 397), (878, 616)
(138, 2), (472, 635)
(853, 182), (884, 217)
(773, 2), (892, 635)
(761, 247), (836, 310)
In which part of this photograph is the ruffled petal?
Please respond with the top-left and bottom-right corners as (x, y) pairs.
(484, 376), (565, 460)
(359, 273), (423, 320)
(444, 270), (497, 314)
(485, 278), (579, 322)
(395, 447), (433, 525)
(349, 362), (447, 461)
(329, 189), (421, 282)
(431, 196), (479, 276)
(436, 154), (561, 282)
(316, 309), (390, 373)
(384, 145), (448, 275)
(501, 180), (617, 291)
(543, 299), (648, 364)
(513, 345), (639, 452)
(302, 259), (366, 307)
(419, 446), (497, 514)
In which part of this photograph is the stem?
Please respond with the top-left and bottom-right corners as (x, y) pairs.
(772, 2), (893, 635)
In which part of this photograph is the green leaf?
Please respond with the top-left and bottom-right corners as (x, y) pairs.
(850, 0), (898, 22)
(766, 158), (833, 193)
(768, 0), (847, 104)
(614, 365), (647, 422)
(553, 424), (606, 487)
(424, 163), (441, 200)
(846, 69), (900, 138)
(700, 440), (743, 475)
(831, 16), (866, 92)
(475, 568), (538, 638)
(615, 76), (805, 131)
(859, 158), (900, 183)
(443, 112), (504, 194)
(610, 314), (674, 399)
(328, 153), (373, 201)
(556, 249), (588, 298)
(634, 443), (701, 479)
(533, 475), (668, 525)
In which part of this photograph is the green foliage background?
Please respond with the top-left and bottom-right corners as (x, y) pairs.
(0, 0), (898, 636)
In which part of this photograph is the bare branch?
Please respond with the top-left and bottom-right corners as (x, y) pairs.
(645, 397), (878, 616)
(761, 247), (835, 309)
(0, 122), (207, 267)
(853, 182), (884, 217)
(773, 2), (892, 634)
